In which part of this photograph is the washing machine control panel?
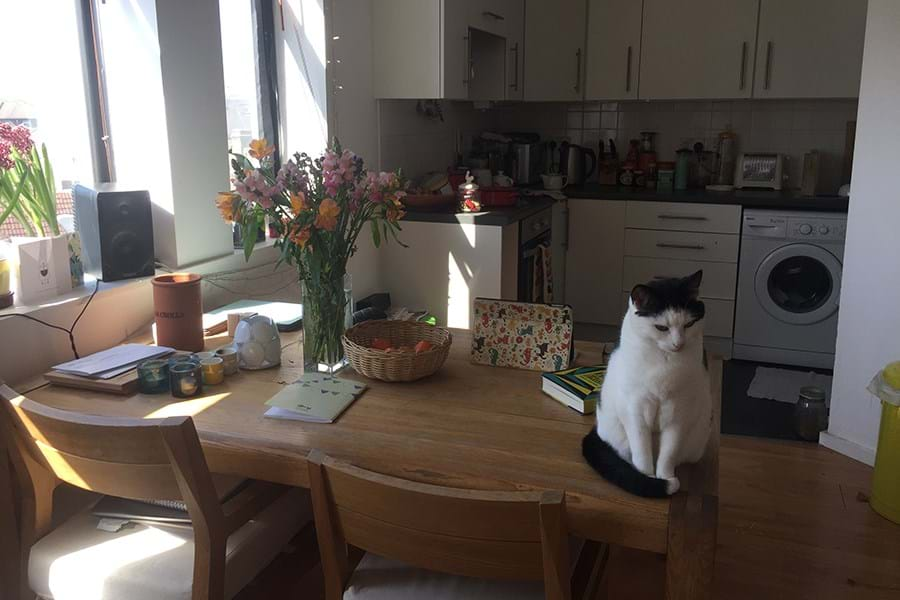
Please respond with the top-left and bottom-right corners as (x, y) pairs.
(787, 217), (846, 242)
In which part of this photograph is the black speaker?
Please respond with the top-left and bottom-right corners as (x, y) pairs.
(73, 184), (156, 282)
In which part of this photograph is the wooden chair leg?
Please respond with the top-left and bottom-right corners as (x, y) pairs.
(0, 453), (19, 600)
(665, 493), (718, 600)
(571, 540), (609, 600)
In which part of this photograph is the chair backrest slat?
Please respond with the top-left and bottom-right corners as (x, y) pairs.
(308, 450), (572, 599)
(323, 457), (544, 541)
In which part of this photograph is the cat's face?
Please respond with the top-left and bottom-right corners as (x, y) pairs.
(628, 271), (705, 353)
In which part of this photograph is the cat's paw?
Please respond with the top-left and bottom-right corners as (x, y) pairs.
(665, 477), (680, 495)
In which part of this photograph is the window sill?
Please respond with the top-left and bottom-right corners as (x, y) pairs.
(0, 239), (282, 320)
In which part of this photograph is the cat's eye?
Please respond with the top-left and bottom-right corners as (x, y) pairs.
(654, 325), (669, 332)
(685, 319), (698, 328)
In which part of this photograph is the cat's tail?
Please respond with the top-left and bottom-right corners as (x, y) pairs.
(581, 429), (675, 498)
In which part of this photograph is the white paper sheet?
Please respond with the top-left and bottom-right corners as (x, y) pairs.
(53, 344), (174, 378)
(747, 366), (833, 406)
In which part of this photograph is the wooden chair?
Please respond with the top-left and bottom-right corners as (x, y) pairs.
(307, 450), (608, 600)
(0, 382), (311, 600)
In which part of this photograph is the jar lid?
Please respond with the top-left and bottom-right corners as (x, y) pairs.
(459, 171), (479, 192)
(799, 386), (826, 402)
(657, 161), (676, 169)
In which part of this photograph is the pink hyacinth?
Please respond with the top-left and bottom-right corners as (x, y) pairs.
(0, 123), (33, 155)
(0, 139), (13, 170)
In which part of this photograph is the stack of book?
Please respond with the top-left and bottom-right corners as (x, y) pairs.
(541, 365), (607, 414)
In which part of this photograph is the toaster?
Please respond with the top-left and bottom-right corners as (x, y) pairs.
(735, 153), (786, 190)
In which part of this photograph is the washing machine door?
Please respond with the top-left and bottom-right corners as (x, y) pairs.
(754, 243), (842, 325)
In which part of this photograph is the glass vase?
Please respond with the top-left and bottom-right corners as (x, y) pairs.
(302, 273), (352, 374)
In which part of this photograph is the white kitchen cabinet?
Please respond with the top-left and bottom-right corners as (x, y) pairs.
(585, 0), (643, 101)
(565, 199), (626, 326)
(468, 0), (525, 101)
(373, 0), (523, 100)
(640, 0), (759, 100)
(753, 0), (867, 99)
(523, 0), (587, 102)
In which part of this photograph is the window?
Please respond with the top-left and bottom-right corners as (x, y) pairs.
(0, 0), (95, 190)
(219, 0), (264, 159)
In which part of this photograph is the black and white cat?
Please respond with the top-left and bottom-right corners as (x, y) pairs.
(582, 271), (712, 498)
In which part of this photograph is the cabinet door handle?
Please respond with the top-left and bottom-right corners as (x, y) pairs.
(656, 242), (706, 250)
(510, 43), (519, 91)
(657, 214), (709, 221)
(764, 41), (773, 90)
(574, 48), (582, 93)
(482, 10), (505, 20)
(626, 45), (633, 93)
(739, 41), (747, 90)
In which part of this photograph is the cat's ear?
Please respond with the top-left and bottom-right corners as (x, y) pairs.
(630, 284), (655, 313)
(683, 270), (703, 299)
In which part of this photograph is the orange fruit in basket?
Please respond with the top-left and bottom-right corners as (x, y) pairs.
(371, 338), (391, 351)
(415, 340), (434, 353)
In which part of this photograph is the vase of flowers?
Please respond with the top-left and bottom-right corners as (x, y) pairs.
(0, 123), (84, 303)
(220, 138), (405, 373)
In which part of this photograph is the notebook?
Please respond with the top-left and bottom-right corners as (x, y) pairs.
(264, 374), (366, 423)
(470, 298), (574, 372)
(541, 365), (607, 414)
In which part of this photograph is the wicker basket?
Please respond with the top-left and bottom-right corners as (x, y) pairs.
(342, 320), (452, 382)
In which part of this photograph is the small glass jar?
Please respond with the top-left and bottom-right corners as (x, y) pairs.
(170, 362), (203, 398)
(794, 385), (828, 441)
(137, 359), (170, 394)
(457, 171), (481, 213)
(215, 346), (239, 375)
(168, 352), (200, 369)
(200, 357), (225, 385)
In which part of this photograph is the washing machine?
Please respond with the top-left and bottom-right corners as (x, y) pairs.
(733, 209), (846, 369)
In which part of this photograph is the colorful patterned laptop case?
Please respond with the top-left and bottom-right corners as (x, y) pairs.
(471, 298), (574, 371)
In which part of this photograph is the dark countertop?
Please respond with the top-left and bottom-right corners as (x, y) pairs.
(561, 184), (850, 212)
(402, 196), (554, 226)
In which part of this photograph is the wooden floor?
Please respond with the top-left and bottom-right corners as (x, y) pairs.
(237, 435), (900, 600)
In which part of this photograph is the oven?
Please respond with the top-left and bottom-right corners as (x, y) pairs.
(518, 208), (552, 302)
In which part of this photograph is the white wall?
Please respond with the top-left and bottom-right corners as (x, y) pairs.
(824, 0), (896, 465)
(328, 0), (381, 299)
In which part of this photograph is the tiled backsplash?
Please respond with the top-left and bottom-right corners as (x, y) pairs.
(380, 98), (858, 194)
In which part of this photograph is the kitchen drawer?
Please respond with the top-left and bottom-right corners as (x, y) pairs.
(625, 201), (741, 234)
(621, 293), (734, 338)
(624, 229), (739, 263)
(622, 257), (737, 300)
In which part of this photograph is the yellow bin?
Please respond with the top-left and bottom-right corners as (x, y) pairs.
(869, 363), (900, 525)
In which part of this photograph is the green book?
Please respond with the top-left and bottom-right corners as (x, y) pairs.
(541, 365), (607, 414)
(264, 374), (367, 423)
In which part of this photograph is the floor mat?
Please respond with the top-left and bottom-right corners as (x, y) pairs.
(747, 366), (833, 406)
(721, 360), (833, 442)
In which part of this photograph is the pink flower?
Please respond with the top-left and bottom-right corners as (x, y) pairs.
(233, 169), (281, 208)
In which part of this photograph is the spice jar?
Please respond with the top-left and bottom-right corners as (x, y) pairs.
(794, 386), (828, 441)
(457, 171), (481, 212)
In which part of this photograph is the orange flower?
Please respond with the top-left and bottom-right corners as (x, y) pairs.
(289, 225), (311, 248)
(386, 205), (405, 223)
(248, 138), (274, 160)
(290, 191), (308, 214)
(315, 198), (341, 231)
(215, 192), (239, 222)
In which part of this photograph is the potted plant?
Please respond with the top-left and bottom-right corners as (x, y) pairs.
(0, 123), (84, 304)
(219, 138), (406, 372)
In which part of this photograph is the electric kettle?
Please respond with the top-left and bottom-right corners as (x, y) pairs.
(559, 142), (597, 185)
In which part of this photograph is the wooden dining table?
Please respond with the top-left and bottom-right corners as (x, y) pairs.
(13, 327), (721, 599)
